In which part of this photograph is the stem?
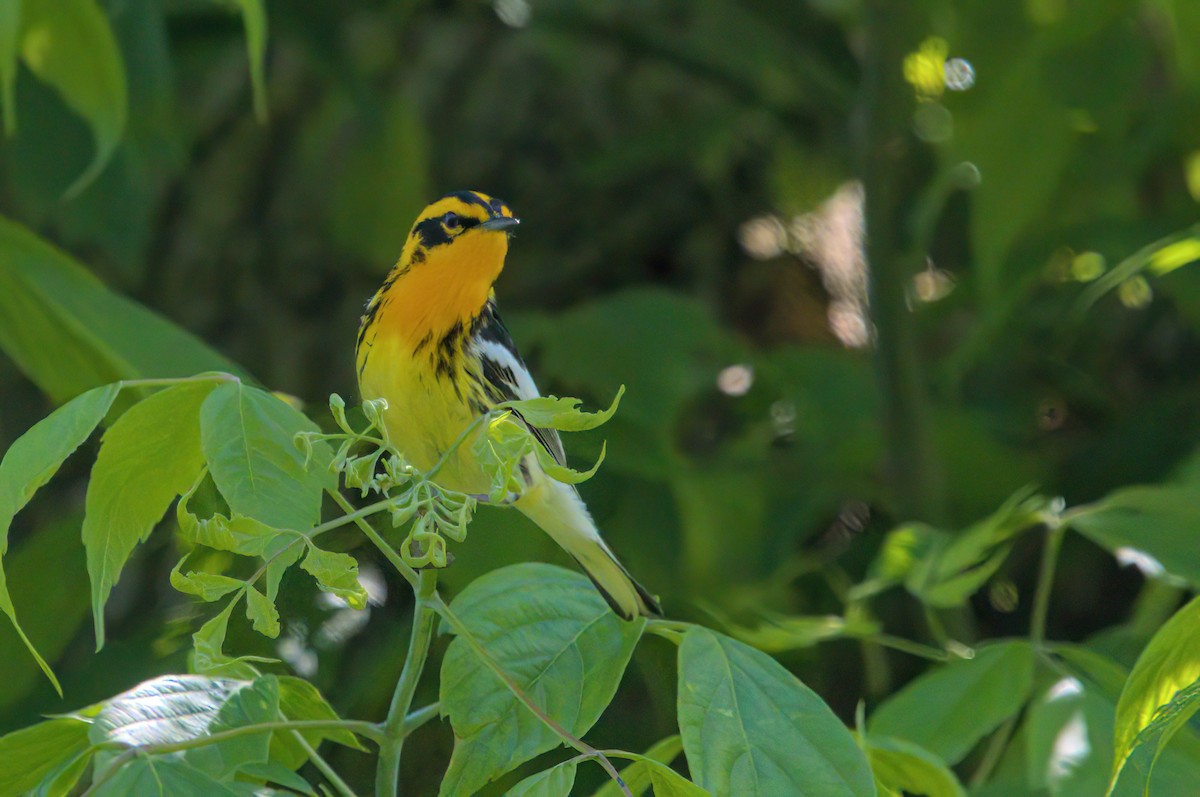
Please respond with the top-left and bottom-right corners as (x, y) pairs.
(328, 489), (420, 589)
(860, 0), (942, 522)
(1031, 526), (1066, 646)
(970, 715), (1017, 788)
(118, 372), (241, 390)
(293, 732), (360, 797)
(376, 570), (440, 797)
(402, 702), (441, 735)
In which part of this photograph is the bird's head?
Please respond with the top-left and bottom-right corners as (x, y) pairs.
(398, 190), (520, 275)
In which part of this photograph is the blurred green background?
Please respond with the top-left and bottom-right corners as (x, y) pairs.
(2, 0), (1199, 793)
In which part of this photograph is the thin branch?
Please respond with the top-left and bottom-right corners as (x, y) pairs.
(1031, 525), (1066, 646)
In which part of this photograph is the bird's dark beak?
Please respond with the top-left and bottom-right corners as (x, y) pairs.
(481, 216), (520, 232)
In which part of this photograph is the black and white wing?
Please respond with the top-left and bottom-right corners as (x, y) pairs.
(470, 304), (567, 466)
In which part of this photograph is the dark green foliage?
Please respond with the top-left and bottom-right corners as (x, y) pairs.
(2, 0), (1200, 794)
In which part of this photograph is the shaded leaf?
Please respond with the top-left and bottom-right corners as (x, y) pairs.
(18, 0), (127, 194)
(870, 641), (1035, 764)
(84, 381), (215, 648)
(439, 563), (643, 796)
(0, 381), (118, 688)
(678, 627), (874, 797)
(184, 675), (278, 779)
(0, 718), (90, 797)
(217, 0), (268, 121)
(0, 0), (18, 135)
(0, 215), (246, 404)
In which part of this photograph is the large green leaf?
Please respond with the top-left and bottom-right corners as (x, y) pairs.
(1110, 595), (1200, 792)
(17, 0), (127, 194)
(869, 641), (1035, 764)
(677, 627), (874, 797)
(83, 381), (215, 648)
(0, 718), (90, 797)
(0, 382), (118, 686)
(439, 563), (644, 796)
(1069, 484), (1200, 587)
(0, 215), (246, 403)
(200, 382), (332, 532)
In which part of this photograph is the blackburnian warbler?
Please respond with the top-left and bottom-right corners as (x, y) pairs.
(356, 191), (660, 619)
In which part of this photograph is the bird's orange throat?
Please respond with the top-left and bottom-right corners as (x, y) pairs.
(368, 231), (508, 350)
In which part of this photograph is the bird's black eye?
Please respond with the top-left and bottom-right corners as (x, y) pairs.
(443, 213), (461, 230)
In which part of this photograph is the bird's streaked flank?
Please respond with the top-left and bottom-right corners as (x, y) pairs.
(356, 190), (660, 619)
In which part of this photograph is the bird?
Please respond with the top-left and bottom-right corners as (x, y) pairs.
(355, 190), (660, 620)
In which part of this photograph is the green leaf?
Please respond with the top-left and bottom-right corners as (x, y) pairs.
(870, 641), (1035, 765)
(507, 760), (578, 797)
(18, 0), (127, 195)
(84, 380), (215, 648)
(594, 736), (685, 797)
(0, 0), (18, 135)
(1070, 484), (1200, 587)
(191, 601), (251, 677)
(184, 675), (278, 779)
(677, 627), (874, 797)
(90, 758), (241, 797)
(439, 563), (644, 796)
(473, 412), (536, 502)
(0, 381), (119, 689)
(1110, 595), (1200, 793)
(170, 560), (245, 602)
(200, 382), (332, 532)
(179, 505), (291, 559)
(299, 545), (367, 609)
(535, 439), (606, 485)
(272, 676), (366, 769)
(0, 718), (90, 797)
(245, 585), (280, 638)
(865, 736), (965, 797)
(503, 385), (625, 432)
(0, 216), (246, 403)
(216, 0), (268, 121)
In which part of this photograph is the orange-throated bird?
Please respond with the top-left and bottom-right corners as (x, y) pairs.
(355, 191), (660, 619)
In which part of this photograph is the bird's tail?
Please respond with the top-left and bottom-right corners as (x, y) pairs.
(517, 480), (661, 620)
